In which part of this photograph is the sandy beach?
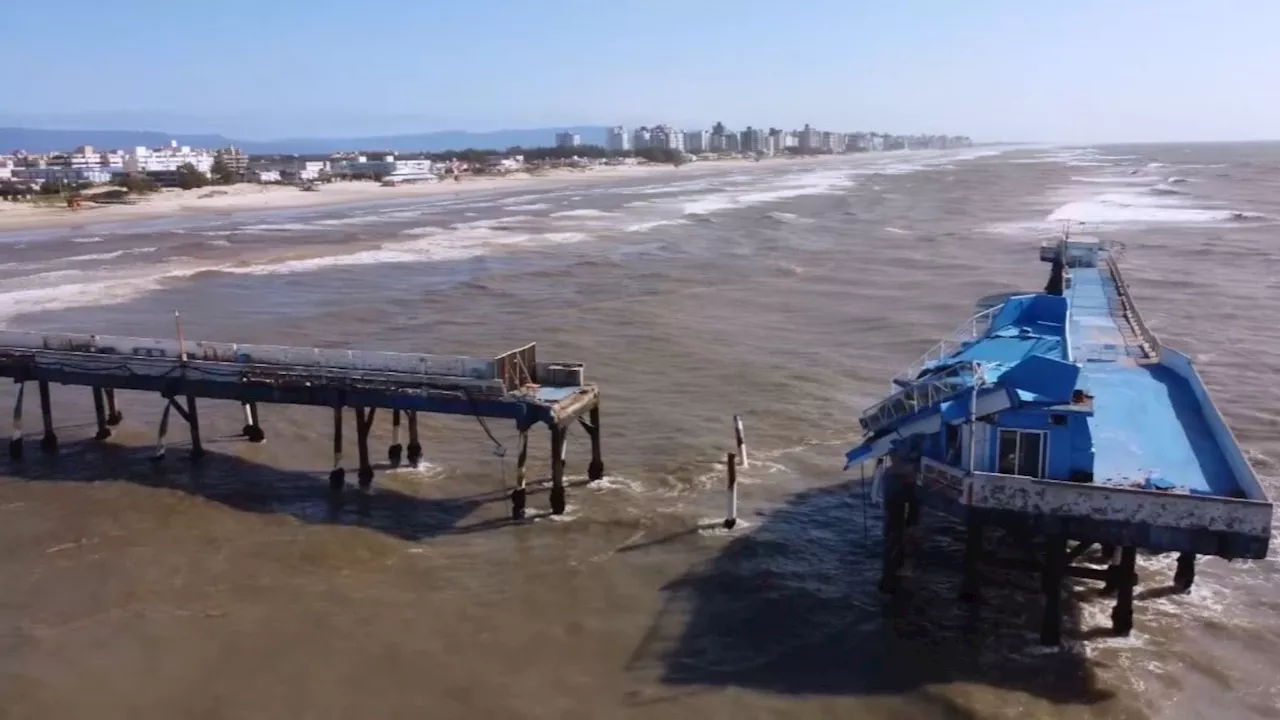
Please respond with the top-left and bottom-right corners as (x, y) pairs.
(0, 162), (707, 233)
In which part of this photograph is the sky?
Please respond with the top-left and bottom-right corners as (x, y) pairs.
(3, 0), (1279, 143)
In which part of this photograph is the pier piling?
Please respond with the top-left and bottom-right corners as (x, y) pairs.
(241, 402), (264, 443)
(355, 407), (375, 491)
(1040, 537), (1066, 646)
(584, 405), (604, 481)
(8, 382), (24, 460)
(1173, 552), (1196, 593)
(1111, 547), (1137, 635)
(37, 380), (56, 455)
(387, 409), (403, 467)
(153, 402), (171, 461)
(185, 396), (204, 460)
(724, 452), (738, 529)
(104, 388), (122, 426)
(511, 430), (529, 520)
(549, 424), (567, 515)
(959, 521), (983, 602)
(406, 411), (422, 467)
(328, 407), (344, 492)
(92, 387), (111, 441)
(879, 485), (907, 593)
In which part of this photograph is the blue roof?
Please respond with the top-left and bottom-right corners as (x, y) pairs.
(928, 293), (1071, 385)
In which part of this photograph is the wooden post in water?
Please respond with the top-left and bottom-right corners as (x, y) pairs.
(241, 402), (264, 442)
(8, 382), (24, 460)
(37, 380), (56, 455)
(104, 388), (122, 426)
(328, 407), (345, 493)
(387, 409), (403, 467)
(355, 407), (375, 491)
(724, 452), (738, 529)
(185, 396), (204, 460)
(549, 424), (567, 515)
(92, 387), (111, 441)
(406, 411), (422, 467)
(152, 402), (171, 461)
(511, 430), (529, 520)
(733, 415), (748, 469)
(586, 405), (604, 481)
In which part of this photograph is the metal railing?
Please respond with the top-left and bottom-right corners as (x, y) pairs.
(1104, 254), (1161, 361)
(919, 457), (967, 497)
(893, 305), (1002, 388)
(862, 361), (983, 435)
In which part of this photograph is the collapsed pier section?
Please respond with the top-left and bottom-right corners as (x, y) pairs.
(0, 331), (604, 519)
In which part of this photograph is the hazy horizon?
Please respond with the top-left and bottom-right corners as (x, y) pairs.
(6, 0), (1279, 145)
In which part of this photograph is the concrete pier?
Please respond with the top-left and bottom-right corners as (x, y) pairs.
(0, 330), (602, 517)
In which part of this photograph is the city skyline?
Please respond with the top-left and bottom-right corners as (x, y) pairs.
(4, 0), (1279, 144)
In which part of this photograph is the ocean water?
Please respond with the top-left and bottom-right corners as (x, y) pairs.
(0, 145), (1277, 719)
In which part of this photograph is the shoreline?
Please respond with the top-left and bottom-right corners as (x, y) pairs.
(0, 162), (737, 233)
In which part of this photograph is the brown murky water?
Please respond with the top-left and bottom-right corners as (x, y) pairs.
(1, 146), (1277, 719)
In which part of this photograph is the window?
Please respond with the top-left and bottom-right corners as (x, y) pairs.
(997, 429), (1046, 478)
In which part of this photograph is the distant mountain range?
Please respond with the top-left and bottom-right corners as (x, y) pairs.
(0, 126), (610, 155)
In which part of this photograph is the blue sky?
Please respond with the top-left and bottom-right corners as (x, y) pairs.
(3, 0), (1278, 142)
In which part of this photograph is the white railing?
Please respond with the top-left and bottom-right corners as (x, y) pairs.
(862, 361), (982, 434)
(892, 305), (1002, 388)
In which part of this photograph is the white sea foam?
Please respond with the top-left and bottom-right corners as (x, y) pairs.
(69, 236), (106, 243)
(218, 225), (599, 276)
(502, 203), (552, 211)
(624, 219), (689, 232)
(1047, 190), (1264, 226)
(550, 209), (617, 218)
(63, 247), (158, 262)
(673, 169), (854, 215)
(237, 222), (320, 232)
(0, 261), (216, 324)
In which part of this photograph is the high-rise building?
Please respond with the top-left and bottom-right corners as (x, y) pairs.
(740, 127), (766, 154)
(798, 124), (822, 152)
(683, 130), (709, 153)
(606, 126), (631, 151)
(555, 131), (581, 148)
(632, 127), (652, 150)
(648, 125), (684, 151)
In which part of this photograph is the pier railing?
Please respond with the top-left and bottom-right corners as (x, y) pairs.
(495, 343), (536, 391)
(862, 361), (982, 435)
(893, 305), (1002, 389)
(1104, 254), (1161, 361)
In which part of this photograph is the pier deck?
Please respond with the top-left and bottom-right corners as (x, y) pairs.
(1069, 267), (1238, 496)
(0, 329), (604, 518)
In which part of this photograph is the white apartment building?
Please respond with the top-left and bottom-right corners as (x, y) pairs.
(45, 145), (104, 170)
(632, 127), (651, 150)
(555, 131), (581, 148)
(124, 140), (215, 174)
(798, 124), (822, 151)
(0, 157), (13, 180)
(683, 130), (709, 153)
(606, 126), (631, 151)
(740, 127), (767, 154)
(648, 125), (684, 151)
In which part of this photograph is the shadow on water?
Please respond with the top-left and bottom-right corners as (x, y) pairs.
(626, 480), (1127, 713)
(3, 437), (573, 543)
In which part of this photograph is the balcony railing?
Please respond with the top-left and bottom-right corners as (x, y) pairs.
(892, 305), (1002, 389)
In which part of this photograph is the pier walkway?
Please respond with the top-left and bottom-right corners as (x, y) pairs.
(1068, 266), (1238, 496)
(0, 329), (603, 519)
